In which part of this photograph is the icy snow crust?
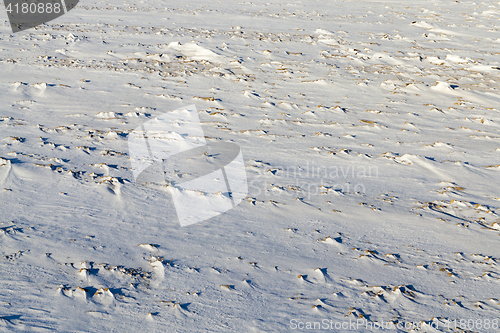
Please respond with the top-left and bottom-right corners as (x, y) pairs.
(0, 0), (499, 331)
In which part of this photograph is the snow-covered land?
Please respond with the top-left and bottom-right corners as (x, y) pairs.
(0, 0), (499, 331)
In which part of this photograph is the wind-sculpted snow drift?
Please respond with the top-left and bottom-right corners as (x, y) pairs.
(0, 0), (499, 331)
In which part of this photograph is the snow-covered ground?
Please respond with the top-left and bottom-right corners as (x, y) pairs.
(0, 0), (499, 331)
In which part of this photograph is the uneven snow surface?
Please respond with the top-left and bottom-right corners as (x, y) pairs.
(0, 0), (499, 332)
